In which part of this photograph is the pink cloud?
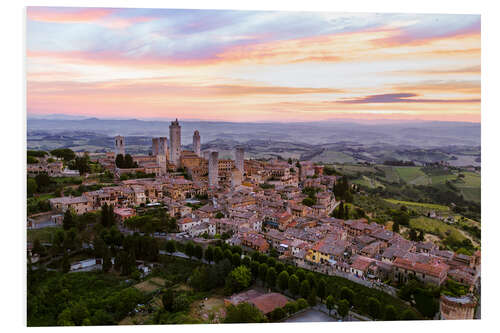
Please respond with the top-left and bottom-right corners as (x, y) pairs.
(27, 7), (116, 23)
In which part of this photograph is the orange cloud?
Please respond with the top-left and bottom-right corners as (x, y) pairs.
(27, 7), (115, 23)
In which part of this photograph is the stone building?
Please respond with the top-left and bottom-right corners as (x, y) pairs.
(193, 130), (201, 157)
(440, 294), (477, 320)
(169, 119), (181, 167)
(114, 135), (125, 156)
(235, 147), (244, 174)
(209, 151), (219, 187)
(152, 137), (168, 157)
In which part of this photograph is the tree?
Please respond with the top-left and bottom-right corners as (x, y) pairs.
(306, 272), (317, 289)
(204, 246), (214, 263)
(317, 278), (326, 302)
(278, 271), (289, 291)
(225, 266), (252, 294)
(194, 244), (203, 260)
(224, 302), (267, 323)
(270, 307), (286, 321)
(300, 280), (310, 299)
(50, 148), (75, 161)
(302, 197), (315, 207)
(231, 253), (241, 267)
(34, 173), (50, 191)
(409, 228), (418, 242)
(384, 305), (398, 321)
(326, 295), (335, 315)
(124, 154), (136, 168)
(115, 154), (124, 168)
(284, 301), (298, 315)
(296, 268), (306, 282)
(418, 230), (425, 242)
(392, 222), (400, 233)
(337, 299), (349, 319)
(250, 260), (260, 278)
(307, 288), (317, 306)
(289, 274), (300, 296)
(258, 263), (268, 284)
(63, 209), (75, 231)
(165, 240), (176, 254)
(74, 155), (90, 175)
(296, 298), (308, 310)
(185, 241), (195, 259)
(340, 287), (354, 305)
(172, 294), (191, 312)
(214, 246), (224, 263)
(401, 309), (418, 320)
(61, 254), (70, 273)
(102, 249), (112, 273)
(27, 178), (37, 196)
(367, 297), (381, 319)
(266, 267), (277, 289)
(215, 212), (224, 219)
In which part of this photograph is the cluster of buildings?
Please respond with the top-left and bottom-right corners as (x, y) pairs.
(43, 119), (480, 314)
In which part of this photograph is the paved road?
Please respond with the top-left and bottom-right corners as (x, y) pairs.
(285, 308), (337, 323)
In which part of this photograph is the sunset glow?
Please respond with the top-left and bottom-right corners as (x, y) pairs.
(26, 7), (481, 122)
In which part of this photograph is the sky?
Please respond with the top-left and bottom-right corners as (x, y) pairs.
(26, 7), (481, 123)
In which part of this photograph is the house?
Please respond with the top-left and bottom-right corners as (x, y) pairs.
(49, 196), (90, 215)
(393, 257), (449, 286)
(114, 207), (136, 224)
(350, 255), (373, 277)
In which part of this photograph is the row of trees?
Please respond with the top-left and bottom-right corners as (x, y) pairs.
(115, 154), (137, 169)
(163, 241), (421, 320)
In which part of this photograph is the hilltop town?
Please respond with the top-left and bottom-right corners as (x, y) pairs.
(27, 119), (481, 325)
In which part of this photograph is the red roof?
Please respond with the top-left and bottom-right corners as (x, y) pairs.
(393, 257), (449, 278)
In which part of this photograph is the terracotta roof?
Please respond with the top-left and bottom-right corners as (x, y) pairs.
(393, 257), (449, 278)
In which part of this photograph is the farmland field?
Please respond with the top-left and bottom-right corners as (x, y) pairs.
(409, 216), (466, 242)
(352, 175), (385, 189)
(394, 167), (431, 185)
(384, 199), (450, 212)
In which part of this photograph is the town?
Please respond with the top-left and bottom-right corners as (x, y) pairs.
(27, 118), (480, 326)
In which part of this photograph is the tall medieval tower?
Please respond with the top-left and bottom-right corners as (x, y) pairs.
(208, 151), (219, 187)
(169, 119), (181, 168)
(114, 135), (125, 156)
(193, 130), (201, 157)
(235, 147), (244, 175)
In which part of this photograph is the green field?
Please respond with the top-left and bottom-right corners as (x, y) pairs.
(378, 166), (400, 183)
(384, 199), (450, 212)
(352, 175), (385, 189)
(27, 226), (62, 243)
(409, 216), (466, 242)
(394, 167), (431, 185)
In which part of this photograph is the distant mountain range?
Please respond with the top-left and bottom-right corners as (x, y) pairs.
(27, 116), (480, 166)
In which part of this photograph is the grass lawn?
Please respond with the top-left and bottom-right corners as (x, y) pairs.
(409, 216), (466, 242)
(384, 199), (450, 212)
(27, 226), (62, 243)
(394, 167), (430, 185)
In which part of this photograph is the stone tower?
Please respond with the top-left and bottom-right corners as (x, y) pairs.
(231, 168), (242, 188)
(169, 119), (181, 168)
(235, 147), (244, 175)
(193, 130), (201, 157)
(152, 138), (159, 156)
(158, 137), (168, 157)
(208, 151), (219, 187)
(114, 135), (125, 156)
